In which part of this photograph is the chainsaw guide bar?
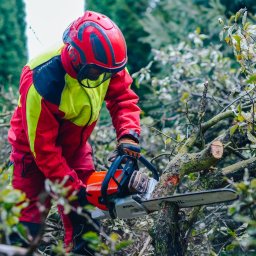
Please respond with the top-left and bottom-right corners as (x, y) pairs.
(91, 188), (238, 220)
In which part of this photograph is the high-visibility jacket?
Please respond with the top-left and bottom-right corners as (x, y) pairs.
(8, 45), (141, 190)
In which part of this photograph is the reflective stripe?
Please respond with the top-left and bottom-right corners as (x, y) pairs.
(26, 85), (42, 157)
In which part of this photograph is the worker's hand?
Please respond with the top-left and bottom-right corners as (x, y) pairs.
(107, 137), (140, 162)
(117, 138), (141, 158)
(76, 186), (88, 207)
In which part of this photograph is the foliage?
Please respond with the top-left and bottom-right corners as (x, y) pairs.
(0, 166), (28, 244)
(220, 0), (256, 15)
(140, 0), (227, 49)
(226, 171), (256, 254)
(133, 6), (256, 255)
(0, 0), (27, 88)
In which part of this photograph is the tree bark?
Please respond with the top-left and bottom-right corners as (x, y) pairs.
(151, 202), (184, 256)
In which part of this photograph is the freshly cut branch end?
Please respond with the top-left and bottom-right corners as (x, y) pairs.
(211, 141), (223, 159)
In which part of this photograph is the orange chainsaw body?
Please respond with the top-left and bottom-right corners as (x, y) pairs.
(85, 170), (123, 210)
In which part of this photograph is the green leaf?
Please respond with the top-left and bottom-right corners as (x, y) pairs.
(236, 182), (247, 191)
(237, 103), (242, 115)
(83, 231), (100, 244)
(246, 74), (256, 84)
(6, 216), (19, 226)
(141, 116), (154, 126)
(110, 232), (119, 242)
(226, 243), (236, 251)
(115, 240), (133, 251)
(134, 78), (140, 89)
(244, 21), (250, 30)
(227, 228), (236, 238)
(251, 178), (256, 189)
(180, 91), (190, 102)
(176, 134), (181, 142)
(188, 173), (197, 181)
(229, 206), (236, 215)
(237, 114), (245, 122)
(4, 190), (25, 204)
(16, 223), (29, 238)
(233, 35), (241, 44)
(230, 124), (238, 136)
(235, 10), (241, 22)
(83, 204), (95, 211)
(165, 138), (172, 145)
(225, 36), (231, 44)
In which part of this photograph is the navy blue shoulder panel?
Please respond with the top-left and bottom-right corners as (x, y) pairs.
(33, 56), (66, 106)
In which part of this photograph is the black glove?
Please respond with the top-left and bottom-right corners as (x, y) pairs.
(108, 138), (140, 162)
(117, 138), (141, 157)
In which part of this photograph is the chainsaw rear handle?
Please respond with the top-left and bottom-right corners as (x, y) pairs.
(101, 154), (159, 208)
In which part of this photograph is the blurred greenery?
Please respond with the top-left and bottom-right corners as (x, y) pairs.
(0, 0), (27, 88)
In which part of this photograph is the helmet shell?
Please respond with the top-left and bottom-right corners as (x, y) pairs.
(62, 11), (127, 77)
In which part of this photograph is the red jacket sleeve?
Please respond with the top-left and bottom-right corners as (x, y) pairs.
(105, 69), (141, 141)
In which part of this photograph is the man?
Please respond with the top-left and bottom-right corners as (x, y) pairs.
(8, 11), (141, 254)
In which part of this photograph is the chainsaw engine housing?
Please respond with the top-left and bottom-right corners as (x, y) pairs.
(85, 155), (159, 217)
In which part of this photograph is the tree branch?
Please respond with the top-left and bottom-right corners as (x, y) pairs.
(201, 110), (234, 132)
(222, 157), (256, 176)
(179, 110), (234, 153)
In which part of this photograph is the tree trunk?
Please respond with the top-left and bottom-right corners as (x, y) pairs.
(151, 202), (185, 256)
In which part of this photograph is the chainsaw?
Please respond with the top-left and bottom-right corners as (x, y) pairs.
(84, 154), (238, 220)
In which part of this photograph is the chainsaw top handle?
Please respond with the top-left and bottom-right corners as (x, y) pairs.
(101, 154), (159, 211)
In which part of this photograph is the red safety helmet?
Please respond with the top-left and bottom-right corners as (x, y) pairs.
(61, 11), (127, 87)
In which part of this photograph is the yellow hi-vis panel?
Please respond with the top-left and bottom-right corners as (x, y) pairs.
(59, 75), (110, 126)
(26, 85), (42, 157)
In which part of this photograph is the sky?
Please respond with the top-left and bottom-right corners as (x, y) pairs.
(24, 0), (84, 58)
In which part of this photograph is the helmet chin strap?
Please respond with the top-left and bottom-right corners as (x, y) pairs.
(77, 73), (112, 89)
(78, 79), (102, 89)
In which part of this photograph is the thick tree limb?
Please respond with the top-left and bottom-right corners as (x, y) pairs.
(152, 141), (223, 198)
(201, 110), (234, 132)
(222, 157), (256, 176)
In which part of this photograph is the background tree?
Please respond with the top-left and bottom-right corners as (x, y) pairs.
(0, 0), (27, 89)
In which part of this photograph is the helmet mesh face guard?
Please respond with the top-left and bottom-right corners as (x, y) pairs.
(76, 64), (117, 88)
(62, 11), (127, 87)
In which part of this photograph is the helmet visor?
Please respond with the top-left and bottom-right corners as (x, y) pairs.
(77, 65), (118, 88)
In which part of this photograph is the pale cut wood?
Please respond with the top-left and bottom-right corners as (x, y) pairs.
(211, 141), (223, 159)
